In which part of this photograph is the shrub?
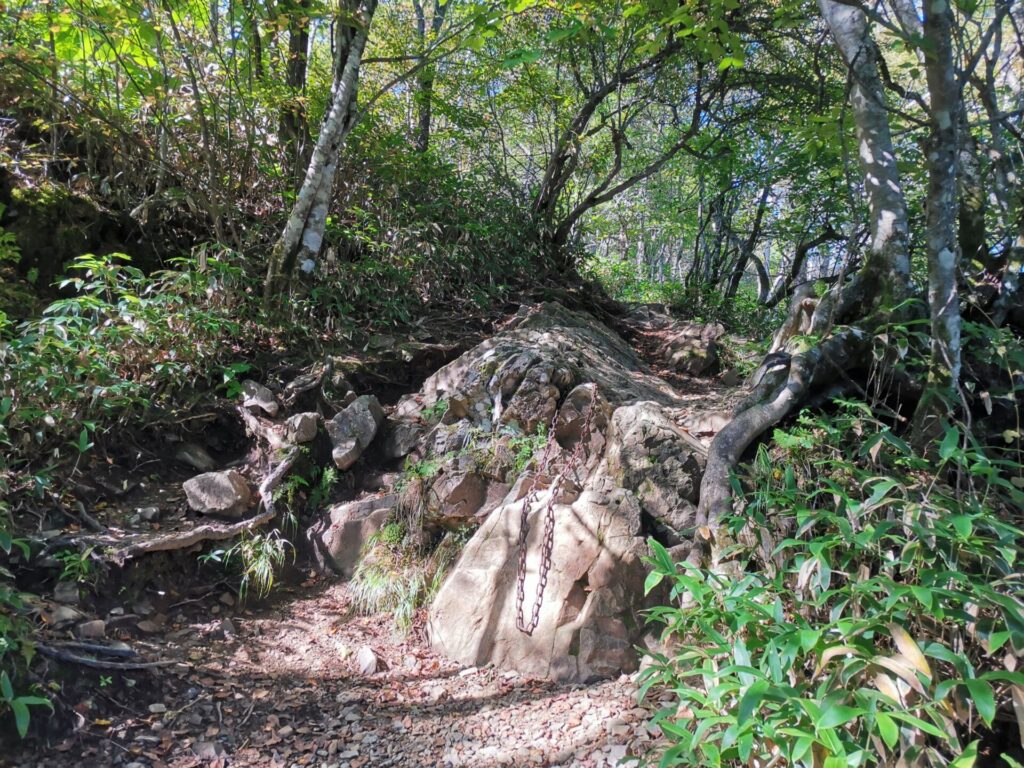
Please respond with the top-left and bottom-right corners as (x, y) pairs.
(0, 251), (258, 473)
(641, 401), (1024, 767)
(582, 255), (783, 338)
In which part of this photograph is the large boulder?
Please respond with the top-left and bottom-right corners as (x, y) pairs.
(428, 455), (651, 683)
(306, 494), (397, 576)
(659, 322), (726, 376)
(428, 385), (690, 683)
(606, 402), (705, 542)
(183, 470), (252, 518)
(327, 395), (385, 470)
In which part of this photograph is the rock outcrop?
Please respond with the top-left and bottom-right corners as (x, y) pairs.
(412, 303), (710, 682)
(605, 403), (705, 545)
(298, 302), (726, 682)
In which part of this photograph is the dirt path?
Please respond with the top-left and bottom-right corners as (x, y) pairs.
(15, 578), (664, 767)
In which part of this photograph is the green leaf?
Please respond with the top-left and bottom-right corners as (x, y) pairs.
(737, 680), (769, 725)
(950, 514), (973, 538)
(545, 25), (580, 44)
(876, 712), (899, 749)
(887, 711), (949, 739)
(962, 679), (996, 726)
(501, 48), (542, 68)
(1, 671), (13, 701)
(939, 424), (960, 461)
(11, 699), (30, 737)
(817, 702), (863, 730)
(951, 740), (979, 768)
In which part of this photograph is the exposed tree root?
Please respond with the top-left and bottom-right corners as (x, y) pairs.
(690, 325), (871, 564)
(106, 446), (301, 565)
(36, 644), (180, 670)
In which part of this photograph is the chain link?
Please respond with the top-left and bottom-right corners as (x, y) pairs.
(515, 387), (598, 635)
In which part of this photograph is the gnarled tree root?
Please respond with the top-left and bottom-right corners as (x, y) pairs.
(688, 327), (871, 564)
(106, 446), (301, 565)
(35, 644), (181, 671)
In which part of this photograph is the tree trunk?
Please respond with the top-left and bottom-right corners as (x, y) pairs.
(264, 0), (378, 305)
(280, 0), (312, 192)
(724, 182), (772, 300)
(412, 0), (449, 153)
(972, 66), (1024, 326)
(912, 0), (961, 444)
(957, 110), (987, 270)
(817, 0), (911, 310)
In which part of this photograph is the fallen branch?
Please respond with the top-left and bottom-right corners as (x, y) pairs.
(107, 447), (302, 564)
(36, 644), (180, 671)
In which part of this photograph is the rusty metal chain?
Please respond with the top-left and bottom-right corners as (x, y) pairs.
(515, 388), (598, 635)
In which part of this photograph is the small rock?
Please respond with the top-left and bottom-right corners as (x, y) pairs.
(136, 613), (167, 633)
(173, 442), (217, 472)
(53, 581), (80, 605)
(607, 717), (630, 737)
(76, 619), (106, 639)
(219, 618), (237, 638)
(183, 470), (252, 518)
(425, 685), (447, 703)
(50, 605), (84, 626)
(356, 645), (379, 675)
(138, 506), (161, 522)
(327, 395), (384, 470)
(241, 379), (279, 416)
(285, 412), (320, 443)
(278, 724), (294, 738)
(193, 741), (227, 759)
(218, 591), (235, 607)
(148, 703), (167, 714)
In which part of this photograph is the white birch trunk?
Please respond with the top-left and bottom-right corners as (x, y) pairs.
(264, 0), (378, 302)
